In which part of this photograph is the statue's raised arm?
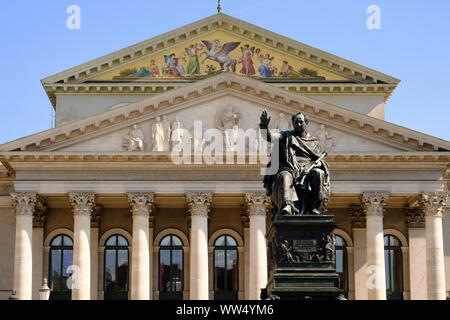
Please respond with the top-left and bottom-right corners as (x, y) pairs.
(259, 110), (273, 142)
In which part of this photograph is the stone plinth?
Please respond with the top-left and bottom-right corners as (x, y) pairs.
(266, 215), (342, 300)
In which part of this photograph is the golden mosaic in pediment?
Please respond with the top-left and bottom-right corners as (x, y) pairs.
(92, 31), (347, 82)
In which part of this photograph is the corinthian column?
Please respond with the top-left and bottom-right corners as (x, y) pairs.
(245, 193), (270, 300)
(11, 192), (40, 300)
(186, 193), (212, 300)
(362, 192), (389, 300)
(419, 192), (448, 300)
(128, 193), (154, 300)
(69, 192), (96, 300)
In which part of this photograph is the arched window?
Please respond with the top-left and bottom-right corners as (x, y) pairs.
(104, 235), (129, 300)
(335, 235), (348, 298)
(214, 235), (238, 300)
(159, 235), (183, 300)
(384, 235), (404, 300)
(49, 235), (73, 300)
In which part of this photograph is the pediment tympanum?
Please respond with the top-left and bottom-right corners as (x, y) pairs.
(91, 31), (347, 82)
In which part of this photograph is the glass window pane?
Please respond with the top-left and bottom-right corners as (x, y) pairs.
(51, 235), (62, 246)
(335, 235), (345, 247)
(62, 250), (73, 278)
(117, 250), (129, 291)
(226, 250), (238, 292)
(215, 250), (225, 291)
(172, 250), (183, 292)
(117, 235), (128, 247)
(106, 236), (117, 247)
(336, 250), (344, 273)
(160, 236), (171, 247)
(172, 236), (182, 247)
(105, 250), (116, 291)
(215, 236), (226, 247)
(384, 235), (390, 246)
(63, 236), (73, 246)
(226, 236), (237, 247)
(160, 249), (171, 291)
(50, 249), (62, 291)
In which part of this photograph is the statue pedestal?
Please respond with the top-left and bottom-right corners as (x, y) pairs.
(266, 215), (343, 300)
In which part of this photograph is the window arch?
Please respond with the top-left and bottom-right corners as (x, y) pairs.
(104, 235), (129, 300)
(159, 235), (184, 300)
(49, 234), (73, 300)
(214, 235), (239, 300)
(384, 235), (404, 300)
(335, 235), (348, 298)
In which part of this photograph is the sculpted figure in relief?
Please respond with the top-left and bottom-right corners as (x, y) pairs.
(152, 117), (165, 152)
(216, 106), (242, 150)
(315, 124), (337, 153)
(274, 112), (290, 132)
(123, 124), (145, 152)
(161, 115), (171, 152)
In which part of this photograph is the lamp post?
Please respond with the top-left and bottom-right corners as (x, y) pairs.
(8, 291), (19, 300)
(39, 278), (51, 300)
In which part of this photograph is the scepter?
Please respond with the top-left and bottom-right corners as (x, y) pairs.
(298, 152), (327, 186)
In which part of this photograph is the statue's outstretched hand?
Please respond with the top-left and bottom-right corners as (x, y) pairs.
(260, 110), (271, 128)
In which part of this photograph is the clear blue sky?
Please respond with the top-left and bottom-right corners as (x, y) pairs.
(0, 0), (449, 144)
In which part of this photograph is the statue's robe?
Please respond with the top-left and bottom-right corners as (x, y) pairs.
(263, 131), (330, 214)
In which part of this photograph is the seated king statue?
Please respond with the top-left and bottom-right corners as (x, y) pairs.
(259, 110), (330, 215)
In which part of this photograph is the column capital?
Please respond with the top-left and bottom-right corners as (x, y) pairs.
(91, 206), (102, 228)
(128, 192), (155, 217)
(244, 192), (270, 217)
(361, 192), (389, 217)
(419, 192), (448, 218)
(405, 207), (425, 228)
(68, 192), (96, 217)
(349, 205), (366, 228)
(186, 193), (212, 217)
(10, 192), (43, 217)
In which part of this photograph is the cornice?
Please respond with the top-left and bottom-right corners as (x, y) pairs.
(41, 14), (399, 108)
(2, 74), (448, 153)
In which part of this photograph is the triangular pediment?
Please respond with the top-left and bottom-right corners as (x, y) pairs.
(2, 73), (447, 154)
(41, 14), (400, 109)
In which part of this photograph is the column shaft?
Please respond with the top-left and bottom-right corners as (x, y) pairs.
(73, 214), (91, 300)
(131, 215), (150, 300)
(249, 215), (267, 300)
(11, 193), (39, 300)
(128, 193), (154, 300)
(362, 193), (388, 300)
(420, 192), (447, 300)
(245, 193), (269, 300)
(69, 193), (95, 300)
(187, 193), (212, 300)
(190, 215), (209, 299)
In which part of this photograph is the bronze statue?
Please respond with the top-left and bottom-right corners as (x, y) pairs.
(259, 110), (330, 215)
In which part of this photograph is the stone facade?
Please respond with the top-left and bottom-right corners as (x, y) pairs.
(0, 13), (449, 300)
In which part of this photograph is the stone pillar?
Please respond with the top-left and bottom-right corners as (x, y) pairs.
(350, 205), (367, 300)
(69, 192), (96, 300)
(361, 192), (389, 300)
(149, 213), (155, 300)
(128, 193), (154, 300)
(241, 212), (250, 300)
(90, 207), (101, 300)
(245, 193), (270, 300)
(419, 192), (448, 300)
(11, 193), (40, 300)
(32, 204), (47, 300)
(186, 193), (212, 300)
(406, 208), (427, 300)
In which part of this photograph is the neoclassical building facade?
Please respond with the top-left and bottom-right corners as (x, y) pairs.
(0, 13), (449, 300)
